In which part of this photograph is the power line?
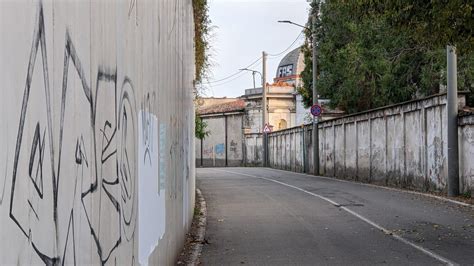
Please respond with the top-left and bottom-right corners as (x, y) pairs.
(207, 72), (250, 88)
(203, 31), (304, 87)
(203, 56), (262, 85)
(207, 61), (262, 88)
(267, 31), (304, 58)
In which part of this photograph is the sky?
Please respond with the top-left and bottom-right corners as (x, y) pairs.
(202, 0), (310, 98)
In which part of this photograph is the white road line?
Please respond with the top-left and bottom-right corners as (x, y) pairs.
(213, 168), (457, 266)
(264, 168), (474, 209)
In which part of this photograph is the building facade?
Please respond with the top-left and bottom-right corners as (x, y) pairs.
(195, 46), (344, 167)
(242, 47), (307, 134)
(195, 100), (246, 167)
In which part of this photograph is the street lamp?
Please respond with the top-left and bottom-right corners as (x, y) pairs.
(278, 17), (319, 175)
(239, 68), (262, 89)
(277, 20), (311, 31)
(241, 54), (268, 167)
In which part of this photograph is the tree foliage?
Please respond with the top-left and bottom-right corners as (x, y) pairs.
(299, 0), (474, 113)
(195, 116), (210, 140)
(193, 0), (212, 88)
(193, 0), (213, 138)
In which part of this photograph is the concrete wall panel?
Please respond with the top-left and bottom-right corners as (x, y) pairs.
(386, 115), (404, 185)
(197, 114), (244, 167)
(0, 1), (195, 265)
(244, 134), (263, 166)
(260, 93), (472, 194)
(426, 106), (446, 190)
(405, 111), (423, 188)
(357, 120), (370, 181)
(459, 115), (474, 195)
(228, 115), (244, 166)
(294, 131), (303, 171)
(370, 118), (386, 184)
(334, 124), (345, 177)
(344, 122), (357, 179)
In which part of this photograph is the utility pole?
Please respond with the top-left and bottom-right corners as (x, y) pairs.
(447, 45), (459, 197)
(239, 68), (262, 90)
(277, 9), (319, 174)
(252, 71), (256, 89)
(262, 51), (268, 129)
(312, 13), (319, 175)
(262, 51), (268, 167)
(277, 10), (319, 174)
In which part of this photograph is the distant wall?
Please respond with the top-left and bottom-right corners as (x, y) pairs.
(459, 114), (474, 194)
(196, 113), (244, 167)
(243, 133), (264, 166)
(0, 1), (195, 265)
(268, 126), (307, 172)
(262, 93), (473, 194)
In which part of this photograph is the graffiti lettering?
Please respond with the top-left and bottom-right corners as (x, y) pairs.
(9, 3), (137, 265)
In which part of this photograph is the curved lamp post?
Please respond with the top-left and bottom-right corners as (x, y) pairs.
(278, 17), (319, 175)
(239, 68), (263, 89)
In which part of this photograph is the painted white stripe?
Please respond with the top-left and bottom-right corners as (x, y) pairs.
(265, 168), (473, 209)
(213, 168), (457, 266)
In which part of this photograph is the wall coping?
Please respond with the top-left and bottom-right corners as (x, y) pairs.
(199, 111), (245, 118)
(459, 113), (474, 126)
(267, 92), (470, 135)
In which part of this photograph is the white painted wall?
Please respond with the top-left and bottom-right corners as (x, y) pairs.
(295, 94), (311, 125)
(263, 93), (474, 194)
(0, 0), (195, 265)
(459, 114), (474, 195)
(196, 114), (245, 167)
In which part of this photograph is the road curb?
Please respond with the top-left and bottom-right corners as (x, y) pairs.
(265, 168), (474, 209)
(187, 188), (207, 265)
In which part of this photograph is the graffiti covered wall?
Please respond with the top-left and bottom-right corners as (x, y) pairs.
(0, 0), (195, 265)
(196, 114), (244, 167)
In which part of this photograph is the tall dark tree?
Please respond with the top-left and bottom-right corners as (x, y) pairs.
(299, 0), (474, 113)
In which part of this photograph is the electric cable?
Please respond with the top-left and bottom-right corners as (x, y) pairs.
(267, 31), (304, 58)
(207, 61), (262, 88)
(203, 56), (262, 84)
(203, 30), (304, 87)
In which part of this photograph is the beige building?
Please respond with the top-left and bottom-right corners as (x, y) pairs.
(241, 83), (297, 133)
(198, 47), (344, 135)
(241, 47), (306, 133)
(195, 47), (345, 167)
(196, 99), (246, 167)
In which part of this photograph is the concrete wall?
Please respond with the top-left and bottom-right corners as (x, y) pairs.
(243, 96), (264, 134)
(0, 1), (195, 265)
(296, 94), (312, 125)
(268, 127), (306, 172)
(196, 114), (244, 167)
(459, 114), (474, 194)
(243, 133), (264, 166)
(264, 93), (474, 194)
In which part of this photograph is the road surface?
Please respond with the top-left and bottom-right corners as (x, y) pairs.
(197, 167), (474, 265)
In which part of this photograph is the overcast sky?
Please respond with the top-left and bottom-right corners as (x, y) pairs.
(202, 0), (310, 98)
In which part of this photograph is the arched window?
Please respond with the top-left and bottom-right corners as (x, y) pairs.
(278, 119), (287, 130)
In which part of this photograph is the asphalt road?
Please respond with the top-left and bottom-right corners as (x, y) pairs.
(197, 167), (474, 266)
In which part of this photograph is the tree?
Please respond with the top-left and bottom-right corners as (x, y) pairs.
(195, 115), (210, 140)
(193, 0), (212, 88)
(299, 0), (474, 113)
(193, 0), (213, 138)
(382, 1), (473, 53)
